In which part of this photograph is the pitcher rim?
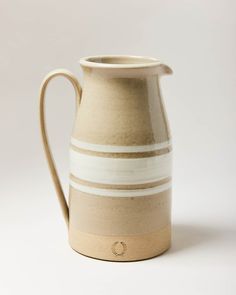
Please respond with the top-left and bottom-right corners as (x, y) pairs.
(80, 55), (162, 69)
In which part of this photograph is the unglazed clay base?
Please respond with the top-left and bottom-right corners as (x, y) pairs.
(69, 225), (171, 262)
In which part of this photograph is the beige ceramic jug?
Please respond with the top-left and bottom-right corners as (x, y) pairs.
(39, 55), (173, 261)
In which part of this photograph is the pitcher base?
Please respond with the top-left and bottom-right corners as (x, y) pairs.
(69, 225), (171, 262)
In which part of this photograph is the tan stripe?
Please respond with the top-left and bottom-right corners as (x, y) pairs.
(70, 144), (172, 158)
(70, 174), (171, 190)
(69, 187), (171, 236)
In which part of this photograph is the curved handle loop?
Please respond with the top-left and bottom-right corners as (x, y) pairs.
(39, 69), (82, 227)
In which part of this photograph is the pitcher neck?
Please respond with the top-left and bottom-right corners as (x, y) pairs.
(80, 55), (172, 78)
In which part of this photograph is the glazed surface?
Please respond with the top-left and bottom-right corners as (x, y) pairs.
(68, 61), (172, 261)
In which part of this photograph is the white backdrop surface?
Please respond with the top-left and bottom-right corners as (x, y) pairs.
(0, 0), (235, 294)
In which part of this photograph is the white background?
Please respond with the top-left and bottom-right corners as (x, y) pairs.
(0, 0), (236, 294)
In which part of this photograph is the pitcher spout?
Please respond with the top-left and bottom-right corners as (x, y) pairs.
(156, 63), (173, 76)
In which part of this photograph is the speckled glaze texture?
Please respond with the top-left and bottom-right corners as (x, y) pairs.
(39, 55), (173, 261)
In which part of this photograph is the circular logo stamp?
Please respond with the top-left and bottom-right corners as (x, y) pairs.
(111, 241), (127, 256)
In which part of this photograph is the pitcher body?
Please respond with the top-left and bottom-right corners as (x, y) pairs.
(39, 55), (173, 261)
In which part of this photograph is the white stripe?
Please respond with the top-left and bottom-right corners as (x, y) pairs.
(70, 149), (172, 185)
(70, 180), (171, 197)
(71, 137), (171, 153)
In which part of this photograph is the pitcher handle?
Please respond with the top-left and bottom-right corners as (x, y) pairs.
(39, 69), (82, 227)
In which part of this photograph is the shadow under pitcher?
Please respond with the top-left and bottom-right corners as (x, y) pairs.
(39, 55), (173, 261)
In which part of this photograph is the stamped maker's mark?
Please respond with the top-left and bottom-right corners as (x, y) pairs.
(111, 241), (127, 256)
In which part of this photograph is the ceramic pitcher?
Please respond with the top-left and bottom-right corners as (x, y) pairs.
(39, 55), (173, 261)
